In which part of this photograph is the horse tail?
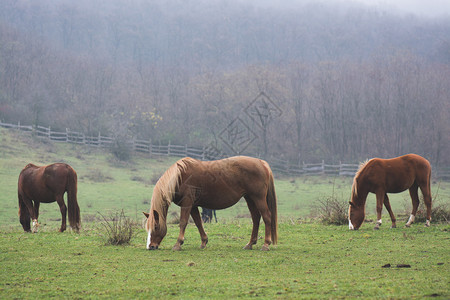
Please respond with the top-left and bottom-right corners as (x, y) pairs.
(425, 159), (433, 206)
(266, 168), (278, 245)
(66, 165), (81, 232)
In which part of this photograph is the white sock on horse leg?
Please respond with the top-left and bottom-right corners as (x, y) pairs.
(406, 214), (415, 227)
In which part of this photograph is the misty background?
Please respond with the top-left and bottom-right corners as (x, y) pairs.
(0, 0), (449, 165)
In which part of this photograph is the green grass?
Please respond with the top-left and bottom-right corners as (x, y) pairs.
(1, 223), (449, 299)
(1, 128), (449, 299)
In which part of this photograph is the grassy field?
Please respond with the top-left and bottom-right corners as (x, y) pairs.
(1, 223), (449, 299)
(1, 128), (449, 299)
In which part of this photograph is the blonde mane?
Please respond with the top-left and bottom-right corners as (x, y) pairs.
(351, 159), (370, 199)
(146, 158), (193, 231)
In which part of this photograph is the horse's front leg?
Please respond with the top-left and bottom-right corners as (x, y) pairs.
(173, 206), (191, 251)
(32, 201), (40, 233)
(21, 196), (38, 232)
(383, 194), (396, 228)
(33, 201), (41, 232)
(190, 207), (208, 249)
(374, 192), (384, 230)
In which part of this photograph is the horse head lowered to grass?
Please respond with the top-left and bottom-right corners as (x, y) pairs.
(144, 156), (278, 251)
(18, 163), (80, 233)
(348, 154), (432, 230)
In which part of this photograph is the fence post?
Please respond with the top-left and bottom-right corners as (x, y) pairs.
(149, 139), (153, 155)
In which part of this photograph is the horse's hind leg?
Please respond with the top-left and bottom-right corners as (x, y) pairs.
(190, 207), (208, 249)
(244, 197), (261, 250)
(383, 194), (396, 228)
(406, 184), (420, 227)
(252, 197), (272, 251)
(406, 184), (419, 226)
(419, 182), (432, 227)
(56, 195), (67, 232)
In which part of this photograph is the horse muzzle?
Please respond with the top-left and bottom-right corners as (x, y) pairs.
(349, 220), (356, 230)
(147, 245), (159, 250)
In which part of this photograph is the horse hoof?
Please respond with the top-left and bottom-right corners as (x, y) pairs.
(405, 224), (411, 228)
(373, 226), (380, 230)
(200, 244), (207, 249)
(390, 225), (396, 229)
(261, 245), (270, 251)
(32, 222), (39, 233)
(172, 245), (182, 251)
(243, 244), (253, 250)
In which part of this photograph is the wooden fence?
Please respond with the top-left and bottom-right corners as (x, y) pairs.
(1, 120), (449, 179)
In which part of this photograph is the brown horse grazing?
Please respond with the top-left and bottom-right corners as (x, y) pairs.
(18, 163), (80, 233)
(143, 156), (278, 251)
(348, 154), (432, 230)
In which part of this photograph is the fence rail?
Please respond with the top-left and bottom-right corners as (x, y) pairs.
(1, 121), (449, 180)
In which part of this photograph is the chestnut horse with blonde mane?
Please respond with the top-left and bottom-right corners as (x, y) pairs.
(144, 156), (278, 251)
(348, 154), (432, 230)
(18, 163), (80, 233)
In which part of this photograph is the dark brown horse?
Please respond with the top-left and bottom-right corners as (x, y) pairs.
(144, 156), (278, 251)
(18, 163), (80, 233)
(348, 154), (432, 230)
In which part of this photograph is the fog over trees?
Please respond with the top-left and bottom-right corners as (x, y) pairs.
(1, 0), (449, 164)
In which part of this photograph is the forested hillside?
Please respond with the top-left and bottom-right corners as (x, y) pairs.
(1, 0), (449, 164)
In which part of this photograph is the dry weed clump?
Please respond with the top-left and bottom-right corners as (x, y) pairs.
(313, 195), (348, 225)
(99, 210), (137, 245)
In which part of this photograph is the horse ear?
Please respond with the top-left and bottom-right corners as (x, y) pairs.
(143, 212), (149, 219)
